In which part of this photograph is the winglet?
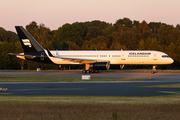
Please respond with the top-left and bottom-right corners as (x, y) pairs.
(56, 50), (61, 58)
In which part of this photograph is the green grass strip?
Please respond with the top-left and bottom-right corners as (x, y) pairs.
(0, 74), (148, 82)
(0, 95), (180, 104)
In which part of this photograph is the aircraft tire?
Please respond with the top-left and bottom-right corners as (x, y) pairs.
(91, 69), (95, 73)
(86, 70), (90, 73)
(82, 70), (87, 74)
(94, 70), (99, 73)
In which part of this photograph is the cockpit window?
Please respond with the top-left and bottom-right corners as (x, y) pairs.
(162, 55), (169, 58)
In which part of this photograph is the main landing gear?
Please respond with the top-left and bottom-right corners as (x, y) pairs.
(82, 69), (99, 73)
(151, 65), (156, 74)
(82, 64), (99, 74)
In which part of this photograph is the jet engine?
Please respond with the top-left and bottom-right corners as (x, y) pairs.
(91, 62), (110, 70)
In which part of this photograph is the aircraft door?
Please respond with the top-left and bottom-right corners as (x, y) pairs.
(153, 54), (157, 60)
(121, 53), (125, 60)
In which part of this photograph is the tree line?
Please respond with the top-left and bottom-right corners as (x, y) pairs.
(0, 18), (180, 70)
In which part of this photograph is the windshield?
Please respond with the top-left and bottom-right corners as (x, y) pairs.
(162, 55), (169, 58)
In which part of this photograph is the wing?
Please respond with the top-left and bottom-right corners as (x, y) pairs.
(60, 57), (108, 64)
(61, 57), (95, 64)
(48, 50), (109, 64)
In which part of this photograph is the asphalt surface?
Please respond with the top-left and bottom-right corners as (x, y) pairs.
(0, 71), (180, 96)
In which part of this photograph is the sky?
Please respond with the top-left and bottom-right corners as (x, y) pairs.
(1, 0), (180, 32)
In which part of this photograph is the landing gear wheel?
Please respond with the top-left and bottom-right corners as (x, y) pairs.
(82, 70), (87, 74)
(86, 70), (90, 73)
(91, 69), (95, 73)
(94, 70), (99, 73)
(151, 65), (157, 74)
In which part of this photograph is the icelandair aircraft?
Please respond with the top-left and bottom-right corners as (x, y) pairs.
(9, 26), (174, 74)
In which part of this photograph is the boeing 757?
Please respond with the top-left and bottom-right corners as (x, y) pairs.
(9, 26), (174, 73)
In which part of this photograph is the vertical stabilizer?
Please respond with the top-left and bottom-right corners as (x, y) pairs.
(15, 26), (44, 53)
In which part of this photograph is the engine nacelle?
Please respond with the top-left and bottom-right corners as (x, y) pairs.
(91, 62), (110, 70)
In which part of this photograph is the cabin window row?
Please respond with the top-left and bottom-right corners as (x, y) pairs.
(128, 55), (150, 57)
(61, 55), (98, 57)
(112, 55), (121, 57)
(60, 55), (121, 57)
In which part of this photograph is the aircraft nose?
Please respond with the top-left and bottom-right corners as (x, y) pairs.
(169, 58), (174, 64)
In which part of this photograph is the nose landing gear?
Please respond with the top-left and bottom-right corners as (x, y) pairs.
(151, 65), (156, 74)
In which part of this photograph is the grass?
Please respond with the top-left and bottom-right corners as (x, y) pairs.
(1, 103), (180, 120)
(133, 83), (180, 88)
(0, 74), (148, 82)
(0, 96), (180, 104)
(0, 70), (180, 119)
(0, 96), (180, 120)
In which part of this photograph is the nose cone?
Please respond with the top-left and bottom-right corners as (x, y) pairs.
(169, 58), (174, 64)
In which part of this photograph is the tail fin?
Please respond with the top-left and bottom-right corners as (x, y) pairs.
(15, 26), (44, 53)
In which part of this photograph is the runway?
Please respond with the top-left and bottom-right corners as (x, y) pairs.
(1, 71), (180, 80)
(0, 71), (180, 96)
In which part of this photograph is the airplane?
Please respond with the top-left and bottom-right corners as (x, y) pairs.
(9, 26), (174, 74)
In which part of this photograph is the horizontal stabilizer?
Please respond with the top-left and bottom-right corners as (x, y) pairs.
(8, 53), (36, 58)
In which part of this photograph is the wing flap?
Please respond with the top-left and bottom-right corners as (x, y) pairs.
(61, 57), (96, 64)
(61, 57), (109, 64)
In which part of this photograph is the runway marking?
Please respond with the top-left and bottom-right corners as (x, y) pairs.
(0, 93), (11, 95)
(158, 91), (180, 94)
(9, 88), (85, 91)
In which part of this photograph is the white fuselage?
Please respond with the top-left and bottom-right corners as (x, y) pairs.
(45, 50), (174, 65)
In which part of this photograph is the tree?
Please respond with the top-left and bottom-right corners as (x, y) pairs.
(114, 18), (133, 28)
(139, 20), (150, 35)
(110, 40), (127, 50)
(14, 41), (25, 70)
(26, 21), (53, 69)
(0, 27), (18, 43)
(81, 40), (95, 50)
(145, 37), (163, 51)
(165, 43), (177, 61)
(66, 41), (80, 50)
(85, 20), (109, 29)
(55, 22), (88, 45)
(176, 45), (180, 62)
(52, 41), (69, 50)
(176, 24), (180, 30)
(82, 36), (108, 50)
(138, 39), (145, 50)
(26, 21), (53, 48)
(90, 36), (108, 50)
(148, 22), (162, 33)
(0, 42), (11, 69)
(133, 20), (140, 28)
(158, 24), (179, 46)
(85, 26), (103, 40)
